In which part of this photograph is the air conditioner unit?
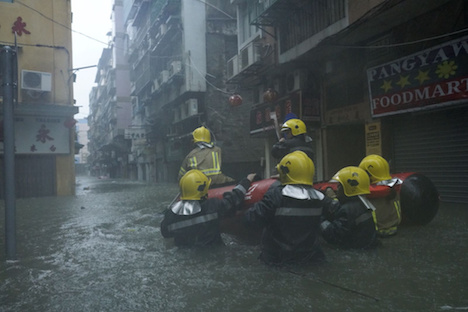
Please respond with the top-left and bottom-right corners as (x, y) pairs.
(286, 69), (307, 93)
(186, 99), (198, 117)
(240, 42), (261, 71)
(21, 70), (52, 91)
(160, 70), (169, 84)
(170, 61), (182, 76)
(227, 55), (239, 79)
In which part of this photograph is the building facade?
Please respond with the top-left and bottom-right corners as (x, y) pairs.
(121, 0), (263, 183)
(0, 0), (78, 197)
(87, 0), (467, 203)
(75, 119), (89, 164)
(229, 0), (467, 203)
(87, 1), (133, 179)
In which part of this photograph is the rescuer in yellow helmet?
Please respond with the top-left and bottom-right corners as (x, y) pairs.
(271, 118), (314, 162)
(320, 166), (379, 249)
(359, 154), (402, 237)
(178, 126), (235, 186)
(244, 151), (334, 265)
(161, 169), (256, 246)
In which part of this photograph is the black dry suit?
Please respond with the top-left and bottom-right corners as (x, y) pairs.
(271, 135), (315, 161)
(160, 178), (251, 247)
(245, 184), (333, 265)
(321, 195), (379, 249)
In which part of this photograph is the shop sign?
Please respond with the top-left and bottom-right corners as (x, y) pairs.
(124, 127), (146, 140)
(249, 91), (301, 136)
(365, 121), (382, 155)
(367, 35), (468, 117)
(0, 116), (70, 154)
(325, 104), (365, 125)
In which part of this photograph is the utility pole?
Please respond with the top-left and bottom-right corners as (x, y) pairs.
(1, 46), (17, 261)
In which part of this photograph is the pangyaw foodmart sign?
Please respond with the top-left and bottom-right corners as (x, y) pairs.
(367, 35), (468, 117)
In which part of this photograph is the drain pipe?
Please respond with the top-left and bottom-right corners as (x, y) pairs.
(1, 46), (17, 261)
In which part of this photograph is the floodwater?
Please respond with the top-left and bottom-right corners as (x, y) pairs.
(1, 175), (467, 311)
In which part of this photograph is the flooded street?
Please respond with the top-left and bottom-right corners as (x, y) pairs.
(1, 175), (467, 311)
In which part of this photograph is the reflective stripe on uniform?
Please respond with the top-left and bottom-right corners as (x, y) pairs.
(189, 156), (198, 169)
(394, 200), (401, 221)
(167, 212), (218, 232)
(201, 151), (221, 176)
(371, 210), (379, 231)
(275, 207), (322, 217)
(355, 212), (372, 225)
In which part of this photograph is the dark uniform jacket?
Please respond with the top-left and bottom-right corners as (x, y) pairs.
(244, 183), (332, 265)
(160, 178), (250, 247)
(321, 196), (378, 249)
(271, 135), (314, 161)
(178, 142), (235, 186)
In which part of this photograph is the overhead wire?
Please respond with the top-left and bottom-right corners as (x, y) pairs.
(13, 0), (468, 51)
(15, 0), (110, 46)
(13, 0), (468, 95)
(328, 27), (468, 49)
(186, 55), (231, 95)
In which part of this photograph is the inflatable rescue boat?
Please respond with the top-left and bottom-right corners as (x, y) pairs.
(208, 172), (439, 238)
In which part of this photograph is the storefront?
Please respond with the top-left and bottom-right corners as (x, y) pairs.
(367, 35), (468, 203)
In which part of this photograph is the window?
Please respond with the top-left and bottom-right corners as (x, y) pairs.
(279, 0), (346, 52)
(238, 2), (262, 46)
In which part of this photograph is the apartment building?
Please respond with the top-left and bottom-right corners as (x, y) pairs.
(87, 0), (467, 203)
(122, 0), (263, 182)
(0, 0), (78, 197)
(229, 0), (467, 203)
(87, 2), (133, 179)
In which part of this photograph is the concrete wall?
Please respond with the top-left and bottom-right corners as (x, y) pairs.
(0, 0), (76, 196)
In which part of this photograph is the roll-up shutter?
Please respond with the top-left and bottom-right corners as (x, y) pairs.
(392, 106), (468, 204)
(0, 155), (56, 198)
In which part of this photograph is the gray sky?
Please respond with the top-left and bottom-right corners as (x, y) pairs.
(71, 0), (113, 119)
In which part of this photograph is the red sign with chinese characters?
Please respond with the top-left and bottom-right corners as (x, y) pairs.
(249, 92), (301, 136)
(12, 17), (31, 36)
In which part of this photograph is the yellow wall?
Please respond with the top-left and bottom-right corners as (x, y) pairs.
(1, 0), (76, 196)
(0, 0), (73, 105)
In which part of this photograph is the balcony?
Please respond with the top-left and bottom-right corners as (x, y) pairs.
(150, 16), (181, 54)
(251, 0), (305, 27)
(226, 40), (263, 84)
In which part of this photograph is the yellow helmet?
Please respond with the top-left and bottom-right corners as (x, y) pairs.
(358, 154), (392, 183)
(276, 151), (315, 186)
(331, 166), (370, 197)
(281, 118), (306, 136)
(192, 126), (211, 143)
(179, 170), (211, 200)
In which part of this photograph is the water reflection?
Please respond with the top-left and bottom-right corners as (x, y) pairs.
(0, 176), (467, 311)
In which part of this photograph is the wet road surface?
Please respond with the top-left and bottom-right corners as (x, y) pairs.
(1, 175), (467, 311)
